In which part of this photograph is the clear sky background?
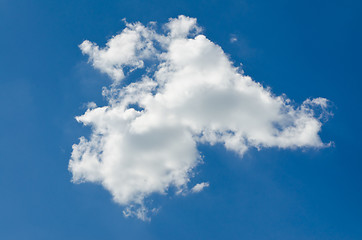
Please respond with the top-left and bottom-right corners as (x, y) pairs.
(1, 0), (361, 239)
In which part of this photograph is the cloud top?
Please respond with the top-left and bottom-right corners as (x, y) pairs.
(70, 16), (330, 220)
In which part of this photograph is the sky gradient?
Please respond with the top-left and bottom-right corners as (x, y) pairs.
(1, 0), (361, 239)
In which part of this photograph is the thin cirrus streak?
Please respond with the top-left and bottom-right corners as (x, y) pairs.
(69, 15), (331, 221)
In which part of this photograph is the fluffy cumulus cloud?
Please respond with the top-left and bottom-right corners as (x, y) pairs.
(70, 16), (330, 220)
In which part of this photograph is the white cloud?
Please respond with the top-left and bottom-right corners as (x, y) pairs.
(191, 182), (210, 193)
(69, 16), (331, 220)
(79, 22), (159, 83)
(165, 15), (202, 38)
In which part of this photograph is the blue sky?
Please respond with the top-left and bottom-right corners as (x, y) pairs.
(1, 0), (362, 239)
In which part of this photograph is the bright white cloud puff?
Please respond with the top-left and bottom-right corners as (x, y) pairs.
(70, 15), (331, 221)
